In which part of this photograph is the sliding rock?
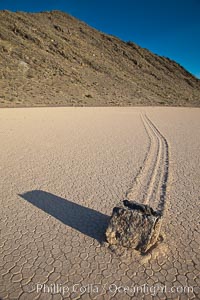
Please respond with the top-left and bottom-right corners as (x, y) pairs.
(106, 200), (162, 253)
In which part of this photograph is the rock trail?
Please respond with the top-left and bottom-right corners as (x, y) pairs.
(0, 107), (199, 300)
(125, 113), (169, 215)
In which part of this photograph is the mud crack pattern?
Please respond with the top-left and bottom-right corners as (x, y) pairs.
(0, 107), (199, 300)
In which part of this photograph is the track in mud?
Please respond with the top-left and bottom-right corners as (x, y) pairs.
(125, 113), (169, 215)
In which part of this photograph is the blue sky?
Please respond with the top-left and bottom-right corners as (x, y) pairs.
(0, 0), (199, 78)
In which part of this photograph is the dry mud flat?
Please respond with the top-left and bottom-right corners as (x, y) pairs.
(0, 107), (199, 300)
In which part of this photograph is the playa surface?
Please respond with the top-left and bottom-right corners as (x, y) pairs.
(0, 107), (199, 299)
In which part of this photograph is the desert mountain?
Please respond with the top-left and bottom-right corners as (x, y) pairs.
(0, 10), (200, 106)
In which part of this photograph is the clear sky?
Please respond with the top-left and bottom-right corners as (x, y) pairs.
(0, 0), (199, 78)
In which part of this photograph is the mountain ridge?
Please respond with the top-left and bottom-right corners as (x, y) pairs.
(0, 10), (200, 107)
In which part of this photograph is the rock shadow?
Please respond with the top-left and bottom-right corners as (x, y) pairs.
(19, 190), (110, 243)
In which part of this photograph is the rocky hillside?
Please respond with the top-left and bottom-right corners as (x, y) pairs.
(0, 10), (200, 106)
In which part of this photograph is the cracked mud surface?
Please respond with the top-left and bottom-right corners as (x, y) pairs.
(0, 107), (199, 299)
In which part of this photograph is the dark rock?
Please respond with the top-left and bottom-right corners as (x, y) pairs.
(106, 200), (162, 253)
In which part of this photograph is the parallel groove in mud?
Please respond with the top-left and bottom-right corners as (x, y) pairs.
(126, 113), (169, 214)
(1, 108), (199, 300)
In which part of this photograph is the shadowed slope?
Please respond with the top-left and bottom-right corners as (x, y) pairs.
(0, 10), (200, 106)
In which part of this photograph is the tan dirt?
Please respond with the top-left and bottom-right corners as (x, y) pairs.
(0, 10), (200, 107)
(0, 107), (199, 299)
